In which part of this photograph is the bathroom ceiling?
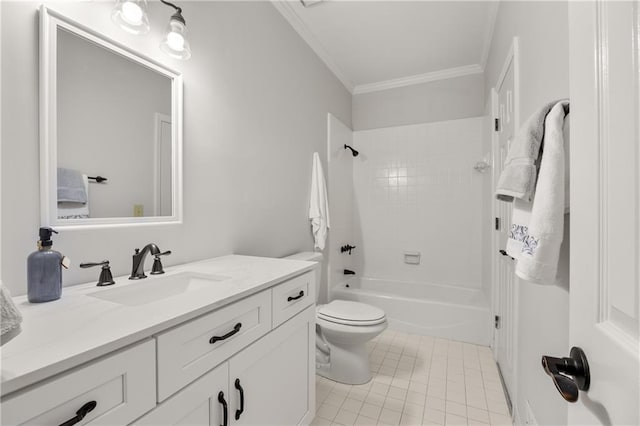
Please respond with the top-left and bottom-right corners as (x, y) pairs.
(272, 1), (498, 94)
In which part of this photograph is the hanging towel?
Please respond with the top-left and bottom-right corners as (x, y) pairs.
(57, 168), (88, 203)
(508, 101), (569, 283)
(58, 174), (90, 219)
(309, 152), (330, 250)
(505, 198), (532, 258)
(495, 100), (560, 202)
(0, 281), (22, 345)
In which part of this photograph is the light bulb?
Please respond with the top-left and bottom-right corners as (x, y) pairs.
(121, 2), (143, 25)
(111, 0), (150, 35)
(160, 17), (191, 60)
(166, 32), (185, 51)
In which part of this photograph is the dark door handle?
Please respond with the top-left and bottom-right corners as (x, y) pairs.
(218, 391), (228, 426)
(541, 347), (590, 403)
(58, 401), (97, 426)
(209, 323), (242, 344)
(287, 290), (304, 302)
(499, 249), (515, 260)
(234, 378), (245, 420)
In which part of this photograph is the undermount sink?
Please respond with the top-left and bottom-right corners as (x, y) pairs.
(88, 271), (231, 306)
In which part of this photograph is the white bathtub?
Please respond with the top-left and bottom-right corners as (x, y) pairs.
(331, 277), (492, 346)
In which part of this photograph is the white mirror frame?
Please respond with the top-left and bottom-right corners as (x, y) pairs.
(40, 6), (183, 229)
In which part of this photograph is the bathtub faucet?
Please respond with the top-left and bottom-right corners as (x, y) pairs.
(343, 269), (356, 275)
(340, 244), (356, 255)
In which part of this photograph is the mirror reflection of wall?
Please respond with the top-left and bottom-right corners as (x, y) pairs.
(56, 27), (172, 219)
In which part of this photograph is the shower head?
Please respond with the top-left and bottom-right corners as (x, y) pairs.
(344, 144), (359, 157)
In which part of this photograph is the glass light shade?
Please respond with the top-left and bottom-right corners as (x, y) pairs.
(160, 18), (192, 60)
(111, 0), (150, 35)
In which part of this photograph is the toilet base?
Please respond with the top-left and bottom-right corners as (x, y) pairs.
(316, 342), (373, 385)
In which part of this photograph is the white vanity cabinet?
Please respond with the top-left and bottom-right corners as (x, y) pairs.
(229, 305), (315, 426)
(1, 340), (156, 426)
(135, 305), (315, 426)
(134, 363), (230, 426)
(1, 267), (316, 426)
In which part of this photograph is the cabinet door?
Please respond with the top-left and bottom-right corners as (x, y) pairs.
(229, 306), (315, 426)
(1, 340), (155, 426)
(134, 363), (229, 426)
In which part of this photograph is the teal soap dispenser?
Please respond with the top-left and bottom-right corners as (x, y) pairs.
(27, 227), (68, 303)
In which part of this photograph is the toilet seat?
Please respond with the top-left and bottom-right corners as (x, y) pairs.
(317, 300), (386, 326)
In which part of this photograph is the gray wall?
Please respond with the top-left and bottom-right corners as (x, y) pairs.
(1, 1), (351, 296)
(352, 73), (485, 131)
(484, 1), (570, 425)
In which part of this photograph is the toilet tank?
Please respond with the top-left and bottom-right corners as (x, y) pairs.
(283, 252), (323, 302)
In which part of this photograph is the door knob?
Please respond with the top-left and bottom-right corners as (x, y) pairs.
(541, 347), (590, 402)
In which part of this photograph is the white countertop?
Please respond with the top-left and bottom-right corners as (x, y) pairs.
(0, 255), (316, 397)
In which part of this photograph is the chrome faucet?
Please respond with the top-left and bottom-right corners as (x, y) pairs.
(129, 243), (171, 279)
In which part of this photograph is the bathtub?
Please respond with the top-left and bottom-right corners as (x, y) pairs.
(331, 277), (492, 346)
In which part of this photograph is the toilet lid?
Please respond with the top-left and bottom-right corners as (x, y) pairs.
(317, 300), (386, 325)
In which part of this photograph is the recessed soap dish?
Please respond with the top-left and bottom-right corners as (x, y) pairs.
(404, 252), (421, 265)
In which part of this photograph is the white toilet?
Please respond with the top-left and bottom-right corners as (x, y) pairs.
(284, 252), (387, 385)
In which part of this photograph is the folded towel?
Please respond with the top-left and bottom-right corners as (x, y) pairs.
(508, 101), (569, 283)
(58, 174), (90, 219)
(309, 152), (330, 250)
(495, 100), (560, 202)
(57, 168), (88, 203)
(1, 281), (22, 344)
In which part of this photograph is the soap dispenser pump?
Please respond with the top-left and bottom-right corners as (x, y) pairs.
(27, 227), (68, 303)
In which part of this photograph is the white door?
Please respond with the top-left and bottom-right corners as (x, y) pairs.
(492, 40), (518, 409)
(568, 1), (640, 424)
(154, 113), (172, 216)
(229, 307), (315, 426)
(135, 363), (229, 426)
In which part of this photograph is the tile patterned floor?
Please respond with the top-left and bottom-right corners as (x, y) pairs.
(312, 329), (512, 426)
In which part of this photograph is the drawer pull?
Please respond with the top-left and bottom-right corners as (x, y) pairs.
(234, 378), (245, 420)
(58, 401), (97, 426)
(218, 391), (228, 426)
(209, 323), (242, 344)
(287, 291), (305, 302)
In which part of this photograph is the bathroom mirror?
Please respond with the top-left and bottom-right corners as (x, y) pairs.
(40, 7), (183, 228)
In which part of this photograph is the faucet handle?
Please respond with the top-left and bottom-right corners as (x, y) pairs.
(150, 251), (172, 275)
(80, 260), (116, 286)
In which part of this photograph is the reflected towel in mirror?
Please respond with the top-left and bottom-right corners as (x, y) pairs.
(57, 167), (88, 203)
(58, 174), (90, 219)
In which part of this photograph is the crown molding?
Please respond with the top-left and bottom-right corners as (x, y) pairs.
(480, 1), (500, 70)
(353, 64), (484, 95)
(270, 0), (355, 93)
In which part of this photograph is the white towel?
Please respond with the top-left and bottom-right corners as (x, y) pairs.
(309, 152), (330, 250)
(58, 174), (90, 219)
(1, 281), (22, 345)
(508, 101), (569, 283)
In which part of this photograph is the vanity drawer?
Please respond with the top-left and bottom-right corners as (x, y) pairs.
(272, 271), (315, 327)
(156, 290), (272, 401)
(1, 340), (155, 426)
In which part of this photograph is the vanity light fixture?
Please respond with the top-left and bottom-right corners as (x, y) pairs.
(159, 0), (192, 60)
(111, 0), (150, 35)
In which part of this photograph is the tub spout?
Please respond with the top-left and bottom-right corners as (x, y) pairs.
(344, 269), (356, 275)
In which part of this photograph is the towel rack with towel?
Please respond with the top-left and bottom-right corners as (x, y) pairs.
(87, 176), (107, 183)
